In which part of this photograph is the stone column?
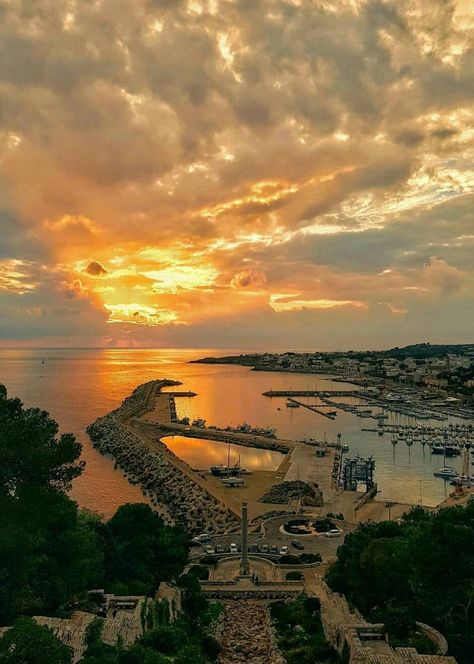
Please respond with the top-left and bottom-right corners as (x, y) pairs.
(240, 501), (250, 576)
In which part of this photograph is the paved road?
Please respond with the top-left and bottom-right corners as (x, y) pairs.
(191, 526), (344, 560)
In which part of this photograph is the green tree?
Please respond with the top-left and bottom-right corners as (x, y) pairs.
(326, 504), (474, 664)
(0, 618), (72, 664)
(104, 504), (189, 595)
(0, 385), (83, 497)
(0, 386), (102, 623)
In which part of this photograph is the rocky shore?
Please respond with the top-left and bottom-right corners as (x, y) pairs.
(87, 380), (239, 534)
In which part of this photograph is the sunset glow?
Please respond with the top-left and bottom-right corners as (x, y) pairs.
(0, 0), (473, 348)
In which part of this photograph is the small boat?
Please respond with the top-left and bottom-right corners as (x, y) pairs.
(286, 400), (299, 408)
(431, 444), (446, 455)
(444, 445), (461, 457)
(221, 476), (245, 487)
(433, 467), (459, 479)
(341, 444), (349, 453)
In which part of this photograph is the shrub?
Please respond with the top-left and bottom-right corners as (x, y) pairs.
(187, 565), (210, 581)
(286, 571), (303, 581)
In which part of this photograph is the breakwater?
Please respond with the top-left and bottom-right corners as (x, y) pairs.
(87, 380), (239, 534)
(136, 419), (292, 454)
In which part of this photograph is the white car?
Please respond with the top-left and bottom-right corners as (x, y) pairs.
(325, 528), (341, 538)
(279, 545), (289, 555)
(192, 533), (211, 544)
(229, 542), (238, 554)
(203, 545), (215, 555)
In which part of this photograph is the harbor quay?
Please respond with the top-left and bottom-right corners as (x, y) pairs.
(87, 377), (426, 543)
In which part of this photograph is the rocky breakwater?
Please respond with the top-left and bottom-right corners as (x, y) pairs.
(215, 600), (285, 664)
(87, 380), (238, 534)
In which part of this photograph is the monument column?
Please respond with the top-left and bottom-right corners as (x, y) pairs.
(240, 501), (250, 576)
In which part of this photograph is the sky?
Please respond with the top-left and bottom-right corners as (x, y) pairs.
(0, 0), (473, 350)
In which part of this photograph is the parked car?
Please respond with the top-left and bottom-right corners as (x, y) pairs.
(260, 543), (269, 553)
(325, 528), (341, 538)
(192, 532), (211, 543)
(279, 545), (289, 555)
(250, 543), (259, 553)
(270, 545), (278, 555)
(203, 545), (215, 555)
(229, 542), (238, 554)
(291, 539), (304, 550)
(215, 544), (224, 554)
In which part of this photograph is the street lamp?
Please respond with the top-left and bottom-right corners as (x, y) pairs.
(385, 501), (396, 520)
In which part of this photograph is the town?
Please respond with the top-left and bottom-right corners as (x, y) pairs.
(194, 343), (474, 399)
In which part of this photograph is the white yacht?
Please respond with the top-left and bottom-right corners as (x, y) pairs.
(433, 466), (459, 480)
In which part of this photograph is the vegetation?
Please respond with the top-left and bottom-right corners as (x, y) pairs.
(0, 386), (190, 624)
(0, 618), (73, 664)
(0, 386), (101, 623)
(79, 571), (222, 663)
(270, 595), (338, 664)
(280, 553), (322, 565)
(0, 386), (218, 662)
(102, 504), (189, 595)
(326, 505), (474, 663)
(286, 571), (303, 581)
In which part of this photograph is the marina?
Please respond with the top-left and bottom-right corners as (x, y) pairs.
(1, 348), (473, 512)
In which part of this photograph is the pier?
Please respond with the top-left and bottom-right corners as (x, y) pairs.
(263, 389), (356, 397)
(286, 398), (336, 420)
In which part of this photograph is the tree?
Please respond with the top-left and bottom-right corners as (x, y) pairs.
(0, 618), (72, 664)
(0, 386), (102, 623)
(327, 504), (474, 664)
(104, 504), (189, 595)
(0, 386), (83, 497)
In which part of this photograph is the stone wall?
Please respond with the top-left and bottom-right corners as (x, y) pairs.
(315, 581), (458, 664)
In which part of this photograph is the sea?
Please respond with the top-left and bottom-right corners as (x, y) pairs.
(0, 348), (469, 516)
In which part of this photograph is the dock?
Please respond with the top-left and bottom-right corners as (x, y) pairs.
(287, 398), (336, 420)
(263, 390), (356, 397)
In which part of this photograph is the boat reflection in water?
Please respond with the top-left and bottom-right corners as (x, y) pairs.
(161, 435), (284, 472)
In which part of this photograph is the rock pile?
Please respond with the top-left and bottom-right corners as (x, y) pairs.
(215, 600), (285, 664)
(259, 480), (323, 506)
(87, 381), (238, 534)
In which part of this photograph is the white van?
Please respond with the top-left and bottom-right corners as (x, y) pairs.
(325, 528), (341, 538)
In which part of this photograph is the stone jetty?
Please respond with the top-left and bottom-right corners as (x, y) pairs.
(87, 380), (239, 533)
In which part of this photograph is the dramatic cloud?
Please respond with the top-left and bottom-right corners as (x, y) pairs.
(0, 0), (473, 348)
(86, 261), (108, 277)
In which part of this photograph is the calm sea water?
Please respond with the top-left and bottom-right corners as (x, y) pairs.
(0, 348), (468, 514)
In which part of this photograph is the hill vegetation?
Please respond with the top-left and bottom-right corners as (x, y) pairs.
(326, 505), (474, 664)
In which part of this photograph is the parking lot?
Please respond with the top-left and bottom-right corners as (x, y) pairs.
(190, 526), (345, 561)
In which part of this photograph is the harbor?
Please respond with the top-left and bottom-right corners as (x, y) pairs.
(3, 347), (473, 516)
